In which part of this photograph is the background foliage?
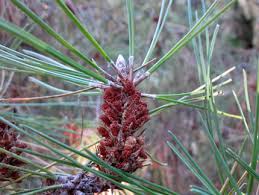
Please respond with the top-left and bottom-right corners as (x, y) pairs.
(0, 0), (258, 194)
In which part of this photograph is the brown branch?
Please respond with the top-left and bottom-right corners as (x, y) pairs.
(0, 87), (96, 103)
(134, 58), (156, 72)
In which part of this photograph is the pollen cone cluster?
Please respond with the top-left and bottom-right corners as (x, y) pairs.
(0, 121), (27, 181)
(46, 55), (150, 194)
(97, 55), (150, 173)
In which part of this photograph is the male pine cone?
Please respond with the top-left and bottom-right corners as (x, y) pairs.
(0, 121), (27, 181)
(97, 55), (150, 173)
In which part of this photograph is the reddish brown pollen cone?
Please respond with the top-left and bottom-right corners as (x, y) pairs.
(0, 121), (27, 182)
(97, 79), (149, 173)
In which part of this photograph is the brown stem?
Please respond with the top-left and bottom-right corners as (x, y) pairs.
(0, 87), (96, 103)
(134, 71), (150, 86)
(134, 58), (156, 73)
